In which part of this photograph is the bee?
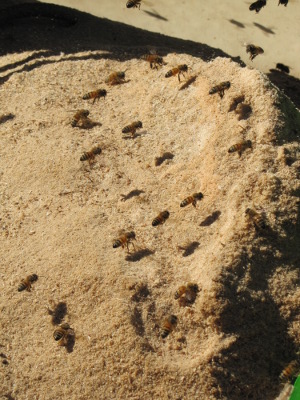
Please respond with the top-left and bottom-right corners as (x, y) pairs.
(80, 146), (102, 163)
(175, 283), (199, 299)
(82, 89), (107, 104)
(249, 0), (266, 13)
(18, 274), (38, 292)
(105, 71), (126, 85)
(71, 109), (90, 127)
(122, 121), (143, 137)
(245, 208), (266, 230)
(53, 323), (74, 346)
(209, 81), (231, 98)
(161, 315), (178, 339)
(276, 63), (290, 74)
(152, 210), (170, 226)
(228, 140), (252, 157)
(280, 360), (300, 382)
(142, 54), (165, 69)
(113, 231), (136, 252)
(278, 0), (288, 6)
(165, 64), (188, 82)
(246, 44), (264, 61)
(126, 0), (141, 9)
(180, 192), (203, 208)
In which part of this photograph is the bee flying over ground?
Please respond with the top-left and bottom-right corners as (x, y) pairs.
(113, 231), (136, 253)
(80, 146), (102, 164)
(278, 0), (288, 6)
(71, 109), (90, 127)
(245, 208), (266, 230)
(228, 140), (252, 157)
(161, 315), (178, 338)
(126, 0), (141, 9)
(180, 192), (203, 208)
(122, 121), (143, 137)
(82, 89), (107, 104)
(246, 44), (264, 61)
(142, 54), (165, 69)
(209, 81), (230, 98)
(152, 210), (170, 226)
(18, 274), (38, 292)
(53, 323), (74, 346)
(105, 71), (126, 85)
(280, 360), (300, 383)
(249, 0), (266, 13)
(276, 63), (290, 74)
(165, 64), (188, 82)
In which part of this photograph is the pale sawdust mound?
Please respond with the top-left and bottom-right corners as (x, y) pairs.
(0, 52), (299, 400)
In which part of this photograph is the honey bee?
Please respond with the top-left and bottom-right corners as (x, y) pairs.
(161, 315), (178, 338)
(278, 0), (288, 6)
(53, 323), (74, 346)
(105, 71), (126, 85)
(249, 0), (266, 13)
(80, 146), (102, 163)
(276, 63), (290, 74)
(165, 64), (188, 82)
(174, 283), (199, 299)
(126, 0), (141, 9)
(142, 54), (165, 69)
(228, 140), (252, 157)
(280, 360), (300, 382)
(245, 208), (266, 230)
(152, 210), (170, 226)
(122, 121), (143, 137)
(246, 44), (264, 61)
(71, 109), (90, 127)
(113, 231), (136, 252)
(82, 89), (107, 104)
(18, 274), (38, 292)
(209, 81), (231, 98)
(180, 192), (203, 208)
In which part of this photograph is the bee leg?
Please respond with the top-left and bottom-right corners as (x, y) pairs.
(238, 151), (242, 157)
(219, 90), (224, 99)
(131, 129), (136, 138)
(178, 73), (181, 82)
(26, 283), (32, 292)
(192, 200), (197, 208)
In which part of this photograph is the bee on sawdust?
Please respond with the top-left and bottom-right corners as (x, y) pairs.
(152, 210), (170, 226)
(105, 71), (126, 86)
(113, 231), (136, 253)
(180, 192), (203, 208)
(280, 359), (300, 383)
(245, 207), (266, 231)
(122, 121), (143, 137)
(142, 54), (165, 69)
(165, 64), (188, 82)
(175, 283), (199, 306)
(71, 109), (90, 127)
(82, 89), (107, 104)
(18, 274), (38, 292)
(228, 140), (252, 157)
(53, 323), (75, 346)
(249, 0), (266, 13)
(278, 0), (288, 6)
(209, 81), (230, 98)
(245, 44), (264, 61)
(126, 0), (141, 9)
(161, 315), (178, 338)
(80, 146), (102, 164)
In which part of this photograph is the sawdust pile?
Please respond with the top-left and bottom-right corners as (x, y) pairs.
(0, 52), (299, 400)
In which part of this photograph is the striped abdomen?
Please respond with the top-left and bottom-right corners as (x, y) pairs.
(180, 192), (203, 208)
(228, 140), (252, 155)
(280, 360), (300, 382)
(161, 315), (177, 338)
(152, 210), (170, 226)
(80, 147), (102, 161)
(174, 286), (186, 300)
(126, 0), (141, 8)
(122, 121), (143, 134)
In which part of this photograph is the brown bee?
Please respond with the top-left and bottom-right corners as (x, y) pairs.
(278, 0), (288, 6)
(113, 231), (136, 252)
(228, 140), (252, 157)
(175, 283), (199, 306)
(245, 208), (266, 230)
(142, 54), (165, 69)
(82, 89), (107, 104)
(161, 315), (178, 338)
(105, 71), (126, 85)
(180, 192), (203, 208)
(80, 146), (102, 163)
(18, 274), (38, 292)
(209, 81), (231, 98)
(152, 210), (170, 226)
(280, 360), (300, 382)
(249, 0), (266, 13)
(126, 0), (141, 9)
(53, 323), (74, 346)
(165, 64), (188, 82)
(246, 44), (264, 61)
(122, 121), (143, 137)
(276, 63), (290, 74)
(71, 109), (90, 127)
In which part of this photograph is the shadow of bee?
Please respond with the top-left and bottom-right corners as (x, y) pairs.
(177, 241), (200, 257)
(154, 152), (174, 166)
(120, 189), (145, 202)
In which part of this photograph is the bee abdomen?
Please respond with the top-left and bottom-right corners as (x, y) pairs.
(174, 286), (186, 299)
(18, 280), (27, 292)
(113, 240), (122, 249)
(80, 147), (101, 161)
(280, 360), (300, 381)
(161, 315), (177, 338)
(228, 144), (241, 153)
(126, 0), (140, 8)
(180, 197), (193, 207)
(53, 330), (64, 341)
(152, 210), (170, 226)
(165, 70), (174, 78)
